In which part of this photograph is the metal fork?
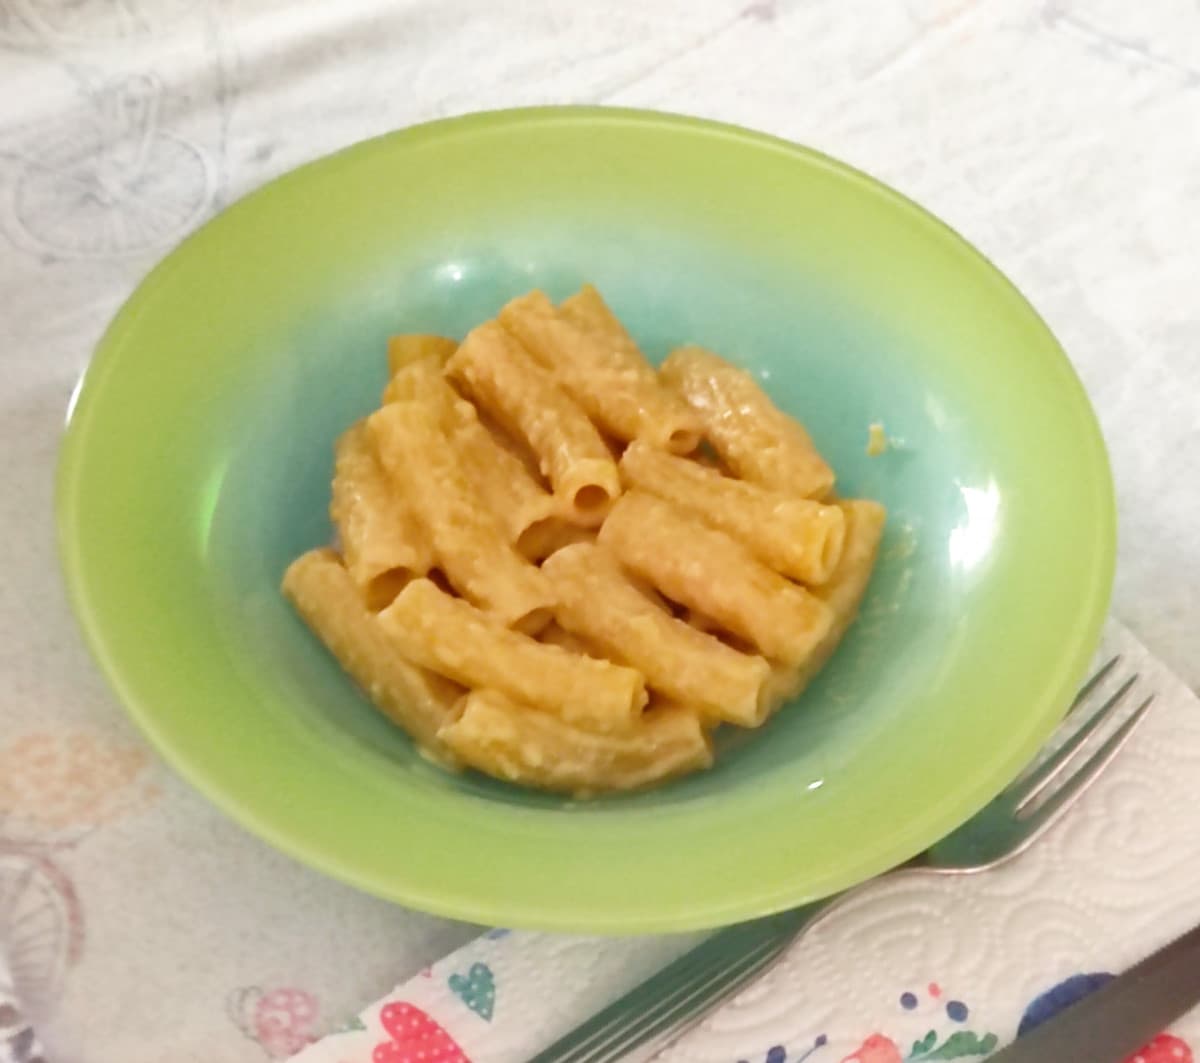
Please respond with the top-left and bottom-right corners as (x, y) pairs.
(531, 657), (1154, 1063)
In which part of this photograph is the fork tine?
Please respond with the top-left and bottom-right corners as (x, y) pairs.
(1011, 672), (1140, 810)
(566, 950), (751, 1062)
(551, 934), (783, 1063)
(587, 936), (786, 1063)
(536, 912), (803, 1063)
(1067, 655), (1121, 714)
(529, 907), (817, 1063)
(1019, 695), (1154, 829)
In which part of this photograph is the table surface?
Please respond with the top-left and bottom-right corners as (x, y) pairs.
(1, 1), (1197, 1060)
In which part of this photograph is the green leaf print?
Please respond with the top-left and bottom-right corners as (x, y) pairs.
(910, 1029), (938, 1057)
(918, 1030), (1000, 1060)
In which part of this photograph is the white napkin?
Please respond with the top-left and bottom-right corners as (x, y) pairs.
(291, 619), (1200, 1062)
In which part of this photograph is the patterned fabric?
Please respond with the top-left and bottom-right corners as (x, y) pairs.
(1, 956), (47, 1063)
(1, 1), (1198, 1059)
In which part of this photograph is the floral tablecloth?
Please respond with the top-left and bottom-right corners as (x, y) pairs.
(0, 1), (1197, 1060)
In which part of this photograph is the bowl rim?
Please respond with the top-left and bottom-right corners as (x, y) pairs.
(56, 105), (1116, 932)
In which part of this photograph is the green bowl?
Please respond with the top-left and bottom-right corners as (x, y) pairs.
(57, 108), (1115, 933)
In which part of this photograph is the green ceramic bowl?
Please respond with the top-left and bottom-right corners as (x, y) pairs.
(57, 108), (1114, 933)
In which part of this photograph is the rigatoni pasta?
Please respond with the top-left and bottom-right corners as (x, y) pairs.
(599, 490), (835, 666)
(441, 689), (713, 795)
(380, 357), (566, 558)
(329, 422), (432, 610)
(558, 284), (643, 365)
(660, 344), (835, 499)
(386, 334), (458, 375)
(619, 439), (846, 585)
(542, 542), (771, 726)
(368, 400), (554, 633)
(446, 320), (620, 527)
(283, 285), (885, 796)
(378, 578), (646, 734)
(767, 499), (888, 705)
(381, 353), (457, 409)
(500, 289), (702, 454)
(282, 549), (463, 762)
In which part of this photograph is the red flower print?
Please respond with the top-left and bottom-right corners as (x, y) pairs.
(228, 985), (320, 1059)
(254, 987), (319, 1057)
(0, 730), (158, 842)
(840, 1033), (904, 1063)
(373, 1002), (470, 1063)
(1126, 1034), (1192, 1063)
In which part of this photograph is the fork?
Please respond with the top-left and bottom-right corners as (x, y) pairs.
(531, 657), (1154, 1063)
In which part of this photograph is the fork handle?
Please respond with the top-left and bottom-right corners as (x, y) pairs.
(529, 902), (831, 1063)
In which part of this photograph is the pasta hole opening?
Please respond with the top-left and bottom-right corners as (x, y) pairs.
(512, 606), (553, 637)
(572, 485), (611, 513)
(516, 517), (562, 561)
(822, 520), (847, 575)
(364, 568), (415, 611)
(666, 427), (701, 454)
(427, 567), (455, 595)
(703, 623), (756, 655)
(722, 634), (758, 656)
(442, 684), (472, 726)
(692, 439), (726, 472)
(603, 434), (628, 461)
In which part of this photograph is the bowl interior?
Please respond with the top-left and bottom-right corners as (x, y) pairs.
(58, 108), (1114, 931)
